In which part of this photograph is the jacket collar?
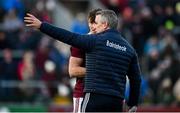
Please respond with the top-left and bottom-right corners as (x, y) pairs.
(97, 29), (119, 35)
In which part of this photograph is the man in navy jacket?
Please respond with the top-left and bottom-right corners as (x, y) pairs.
(24, 9), (141, 112)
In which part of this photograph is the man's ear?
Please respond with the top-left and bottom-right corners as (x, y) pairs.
(103, 22), (109, 29)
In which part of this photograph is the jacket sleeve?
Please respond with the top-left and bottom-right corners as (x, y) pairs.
(127, 51), (141, 107)
(40, 22), (96, 52)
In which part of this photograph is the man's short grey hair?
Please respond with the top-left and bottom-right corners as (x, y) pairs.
(96, 10), (118, 29)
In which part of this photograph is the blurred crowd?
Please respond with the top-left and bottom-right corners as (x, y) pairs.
(0, 0), (180, 109)
(0, 0), (71, 106)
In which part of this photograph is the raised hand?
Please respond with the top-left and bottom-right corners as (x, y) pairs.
(24, 13), (42, 29)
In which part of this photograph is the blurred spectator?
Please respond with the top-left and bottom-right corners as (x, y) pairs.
(0, 48), (18, 80)
(71, 12), (89, 34)
(42, 60), (58, 98)
(16, 28), (42, 50)
(0, 48), (18, 102)
(0, 7), (6, 23)
(173, 78), (180, 105)
(49, 41), (70, 80)
(122, 7), (133, 23)
(3, 9), (23, 31)
(17, 51), (37, 102)
(0, 29), (11, 49)
(174, 2), (180, 45)
(0, 0), (24, 19)
(17, 51), (35, 80)
(130, 13), (144, 57)
(144, 36), (160, 71)
(175, 2), (180, 26)
(41, 9), (52, 23)
(157, 53), (180, 105)
(158, 77), (174, 105)
(140, 6), (157, 39)
(148, 43), (179, 104)
(164, 6), (177, 31)
(34, 36), (51, 79)
(100, 0), (128, 14)
(159, 33), (178, 53)
(160, 46), (180, 87)
(152, 5), (165, 29)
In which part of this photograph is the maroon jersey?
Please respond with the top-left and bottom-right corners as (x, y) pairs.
(70, 47), (85, 97)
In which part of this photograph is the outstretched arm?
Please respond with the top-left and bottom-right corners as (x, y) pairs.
(24, 13), (96, 51)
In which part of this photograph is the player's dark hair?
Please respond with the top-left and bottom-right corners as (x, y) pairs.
(88, 8), (102, 23)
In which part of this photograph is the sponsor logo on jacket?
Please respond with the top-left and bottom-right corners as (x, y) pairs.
(106, 40), (126, 52)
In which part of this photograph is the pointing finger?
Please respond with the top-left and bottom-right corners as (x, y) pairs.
(24, 17), (33, 20)
(27, 13), (35, 18)
(26, 24), (34, 27)
(24, 19), (33, 23)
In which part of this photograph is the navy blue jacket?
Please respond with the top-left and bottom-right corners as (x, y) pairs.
(40, 22), (141, 106)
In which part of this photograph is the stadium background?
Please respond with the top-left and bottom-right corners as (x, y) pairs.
(0, 0), (180, 112)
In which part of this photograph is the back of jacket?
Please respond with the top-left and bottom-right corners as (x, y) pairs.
(84, 29), (141, 100)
